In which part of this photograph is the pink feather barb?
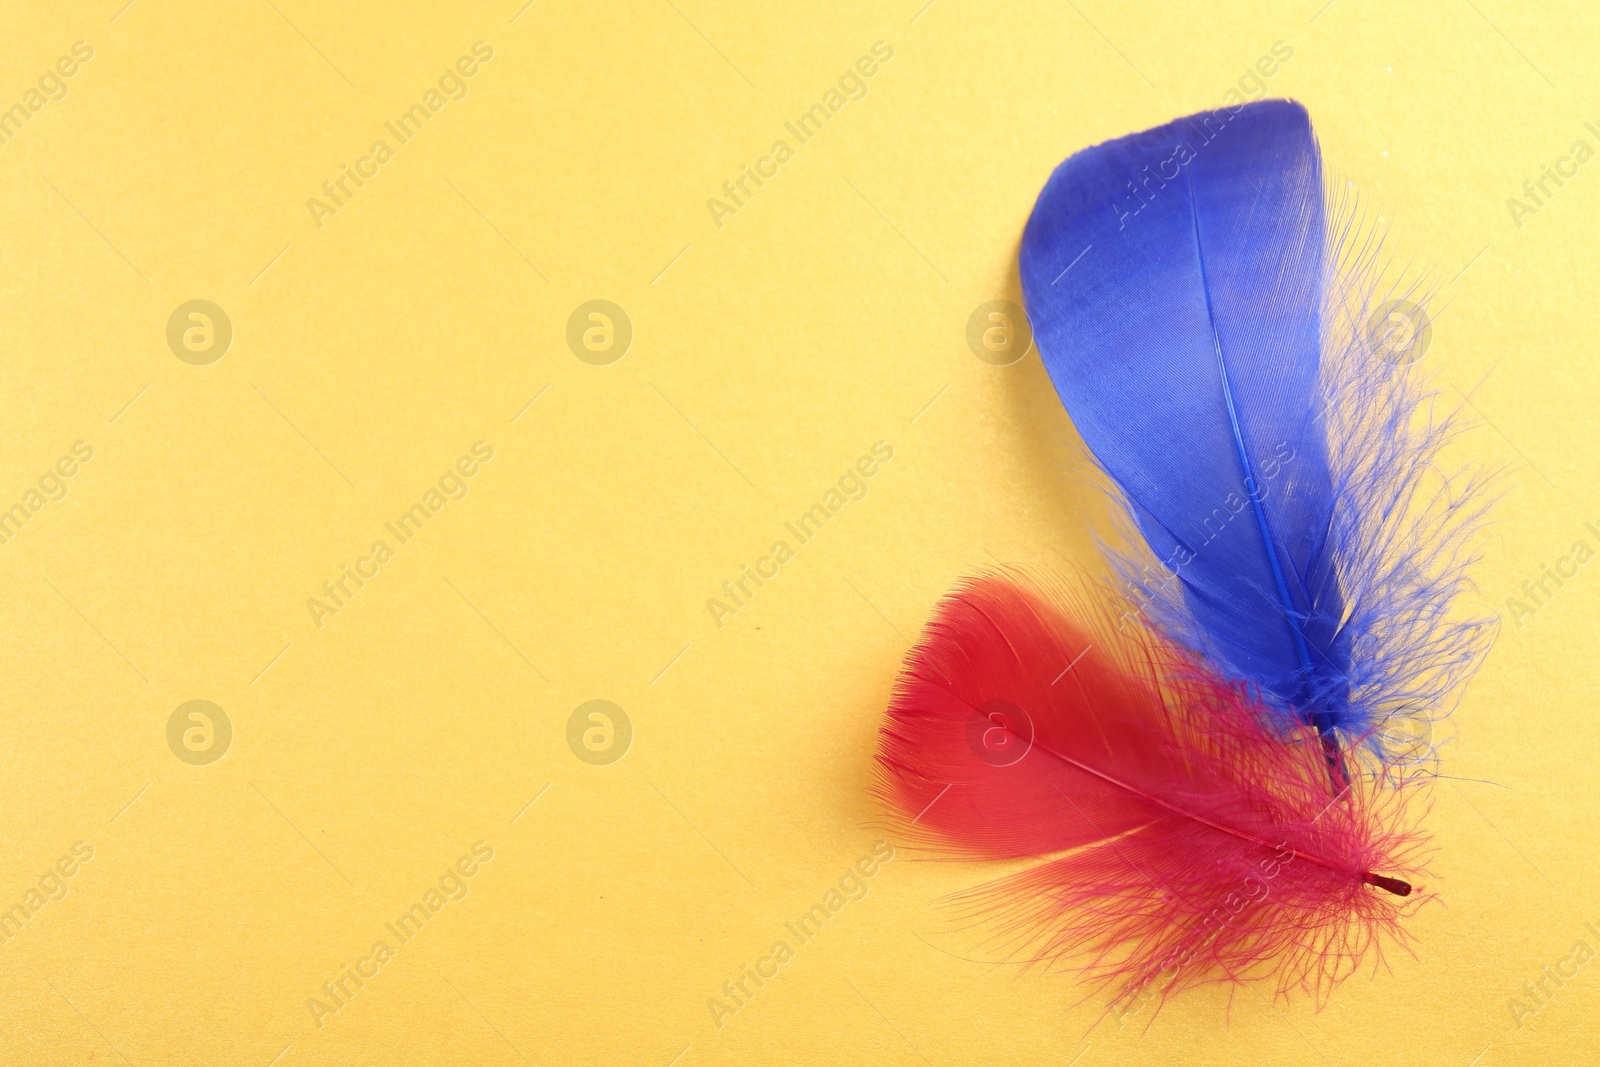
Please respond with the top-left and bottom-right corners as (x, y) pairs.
(874, 569), (1430, 1011)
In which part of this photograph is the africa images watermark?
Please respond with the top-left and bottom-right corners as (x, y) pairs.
(705, 40), (895, 230)
(706, 841), (895, 1030)
(0, 441), (96, 548)
(306, 41), (496, 229)
(0, 40), (94, 149)
(1505, 916), (1600, 1029)
(1114, 440), (1297, 630)
(1114, 842), (1298, 1026)
(1504, 118), (1600, 229)
(306, 441), (495, 629)
(1123, 297), (1417, 623)
(306, 841), (495, 1029)
(0, 842), (95, 954)
(706, 441), (894, 629)
(1501, 519), (1600, 628)
(566, 700), (631, 766)
(1109, 41), (1294, 230)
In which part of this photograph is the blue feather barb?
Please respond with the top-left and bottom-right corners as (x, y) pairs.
(1020, 100), (1493, 778)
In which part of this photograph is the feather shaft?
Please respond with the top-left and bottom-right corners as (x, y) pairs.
(1186, 165), (1315, 683)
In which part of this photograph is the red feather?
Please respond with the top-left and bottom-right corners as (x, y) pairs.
(874, 569), (1429, 1010)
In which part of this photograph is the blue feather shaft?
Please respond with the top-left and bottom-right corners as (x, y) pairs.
(1183, 164), (1318, 687)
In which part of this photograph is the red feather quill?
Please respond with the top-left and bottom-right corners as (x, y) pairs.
(874, 569), (1428, 1010)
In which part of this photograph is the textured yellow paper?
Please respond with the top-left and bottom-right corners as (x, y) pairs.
(0, 1), (1593, 1064)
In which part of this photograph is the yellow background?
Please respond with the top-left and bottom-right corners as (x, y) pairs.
(0, 0), (1593, 1063)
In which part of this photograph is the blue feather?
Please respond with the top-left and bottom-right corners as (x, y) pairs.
(1020, 99), (1493, 771)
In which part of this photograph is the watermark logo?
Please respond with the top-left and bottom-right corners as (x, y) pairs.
(307, 442), (495, 631)
(1367, 299), (1432, 365)
(1116, 842), (1297, 1026)
(566, 300), (631, 365)
(306, 41), (496, 230)
(167, 700), (231, 765)
(1506, 123), (1600, 230)
(567, 700), (631, 765)
(0, 841), (94, 950)
(705, 41), (894, 230)
(966, 699), (1033, 767)
(966, 300), (1032, 366)
(1107, 40), (1295, 234)
(1375, 711), (1435, 774)
(707, 841), (894, 1029)
(708, 441), (894, 630)
(166, 300), (233, 365)
(306, 842), (495, 1029)
(0, 440), (94, 548)
(1503, 522), (1600, 628)
(1507, 918), (1600, 1029)
(0, 40), (94, 150)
